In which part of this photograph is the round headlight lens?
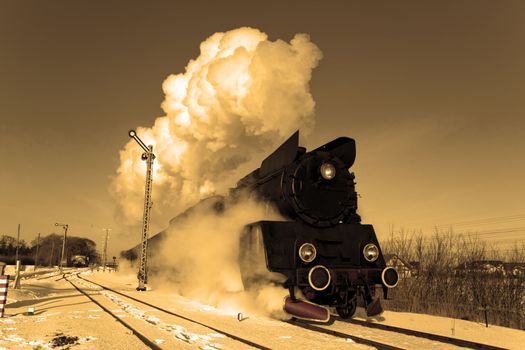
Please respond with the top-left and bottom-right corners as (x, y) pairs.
(363, 243), (379, 262)
(320, 162), (336, 180)
(299, 243), (317, 263)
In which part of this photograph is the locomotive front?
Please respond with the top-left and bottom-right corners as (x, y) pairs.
(236, 131), (398, 321)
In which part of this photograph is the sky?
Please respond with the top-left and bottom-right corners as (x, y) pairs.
(1, 0), (524, 257)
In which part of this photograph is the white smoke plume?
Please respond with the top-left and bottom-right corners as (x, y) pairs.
(112, 27), (322, 228)
(149, 196), (292, 319)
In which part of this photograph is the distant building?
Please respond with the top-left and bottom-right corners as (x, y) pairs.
(383, 254), (415, 278)
(409, 261), (421, 275)
(503, 262), (525, 276)
(455, 260), (505, 275)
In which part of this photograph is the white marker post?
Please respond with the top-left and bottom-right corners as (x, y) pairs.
(0, 272), (9, 317)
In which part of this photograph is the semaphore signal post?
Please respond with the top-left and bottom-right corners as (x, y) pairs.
(128, 130), (155, 291)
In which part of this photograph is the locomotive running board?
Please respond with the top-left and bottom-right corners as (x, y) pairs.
(283, 296), (330, 323)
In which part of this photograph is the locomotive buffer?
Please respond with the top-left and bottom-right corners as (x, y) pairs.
(128, 130), (155, 291)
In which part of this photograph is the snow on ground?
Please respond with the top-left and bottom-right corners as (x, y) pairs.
(353, 308), (523, 350)
(3, 265), (57, 279)
(1, 273), (148, 350)
(1, 269), (524, 349)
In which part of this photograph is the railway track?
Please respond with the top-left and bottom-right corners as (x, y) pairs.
(67, 273), (270, 350)
(76, 273), (471, 350)
(286, 319), (405, 350)
(287, 316), (509, 350)
(36, 268), (84, 280)
(342, 318), (508, 350)
(69, 273), (510, 350)
(63, 274), (163, 350)
(75, 274), (412, 350)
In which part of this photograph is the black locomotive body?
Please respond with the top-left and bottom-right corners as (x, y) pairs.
(233, 131), (398, 319)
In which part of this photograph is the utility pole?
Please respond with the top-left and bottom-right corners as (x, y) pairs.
(34, 232), (40, 271)
(102, 228), (111, 271)
(49, 240), (55, 267)
(13, 224), (21, 289)
(55, 223), (69, 273)
(15, 224), (20, 262)
(128, 129), (155, 291)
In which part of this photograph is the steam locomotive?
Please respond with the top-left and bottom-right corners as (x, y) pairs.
(232, 131), (398, 321)
(121, 131), (398, 322)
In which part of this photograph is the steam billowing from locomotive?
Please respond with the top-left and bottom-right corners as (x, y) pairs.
(112, 27), (322, 234)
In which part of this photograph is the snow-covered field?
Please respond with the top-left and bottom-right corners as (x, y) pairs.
(1, 269), (524, 349)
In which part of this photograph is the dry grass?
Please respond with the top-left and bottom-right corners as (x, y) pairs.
(381, 229), (525, 329)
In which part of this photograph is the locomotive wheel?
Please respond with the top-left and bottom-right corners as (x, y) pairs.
(336, 299), (357, 319)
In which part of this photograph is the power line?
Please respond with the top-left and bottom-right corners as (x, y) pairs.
(459, 228), (525, 237)
(434, 213), (525, 229)
(382, 232), (525, 250)
(384, 227), (525, 244)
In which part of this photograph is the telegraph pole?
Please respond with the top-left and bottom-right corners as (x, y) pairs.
(102, 228), (111, 271)
(49, 240), (55, 267)
(55, 223), (69, 272)
(34, 232), (40, 271)
(14, 224), (21, 289)
(128, 129), (155, 291)
(15, 224), (20, 262)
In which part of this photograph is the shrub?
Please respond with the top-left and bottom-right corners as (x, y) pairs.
(381, 229), (525, 329)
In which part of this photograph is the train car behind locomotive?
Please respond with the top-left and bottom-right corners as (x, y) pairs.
(233, 131), (398, 322)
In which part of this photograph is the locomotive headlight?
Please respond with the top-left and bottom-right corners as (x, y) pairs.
(298, 243), (317, 263)
(320, 162), (336, 180)
(363, 243), (379, 262)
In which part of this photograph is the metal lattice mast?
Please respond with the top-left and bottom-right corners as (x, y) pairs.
(128, 130), (155, 291)
(102, 228), (111, 271)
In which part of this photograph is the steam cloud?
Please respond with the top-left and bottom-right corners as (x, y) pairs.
(112, 27), (322, 228)
(150, 198), (291, 318)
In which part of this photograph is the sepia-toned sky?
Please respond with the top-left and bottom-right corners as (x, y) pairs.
(1, 0), (524, 257)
